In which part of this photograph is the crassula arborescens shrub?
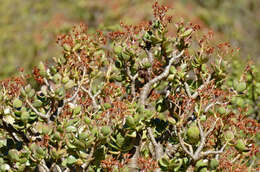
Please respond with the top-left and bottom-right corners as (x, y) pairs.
(0, 2), (259, 172)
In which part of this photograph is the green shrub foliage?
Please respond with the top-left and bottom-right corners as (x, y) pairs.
(0, 2), (259, 172)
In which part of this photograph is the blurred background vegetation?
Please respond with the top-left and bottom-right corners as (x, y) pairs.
(0, 0), (259, 79)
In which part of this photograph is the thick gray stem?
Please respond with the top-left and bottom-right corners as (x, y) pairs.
(128, 145), (141, 172)
(139, 51), (184, 106)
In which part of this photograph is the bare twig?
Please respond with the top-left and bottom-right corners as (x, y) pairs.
(201, 142), (227, 157)
(82, 147), (95, 171)
(231, 154), (241, 163)
(50, 163), (62, 172)
(128, 144), (141, 172)
(43, 77), (55, 95)
(82, 85), (101, 110)
(145, 49), (155, 77)
(56, 85), (81, 117)
(147, 127), (164, 172)
(204, 102), (215, 113)
(193, 120), (212, 159)
(191, 74), (211, 99)
(57, 68), (87, 117)
(184, 82), (192, 98)
(178, 131), (195, 159)
(139, 50), (184, 105)
(184, 141), (194, 155)
(205, 119), (219, 137)
(194, 118), (219, 160)
(204, 101), (228, 113)
(178, 118), (225, 161)
(165, 143), (179, 157)
(147, 127), (164, 160)
(1, 120), (30, 142)
(38, 160), (49, 172)
(148, 142), (156, 160)
(64, 86), (80, 103)
(145, 49), (154, 65)
(126, 66), (138, 99)
(26, 99), (51, 122)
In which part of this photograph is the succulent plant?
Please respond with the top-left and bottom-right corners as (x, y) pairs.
(101, 126), (111, 136)
(187, 123), (200, 144)
(65, 80), (75, 89)
(224, 130), (234, 141)
(0, 2), (258, 171)
(209, 158), (219, 170)
(217, 106), (226, 115)
(8, 149), (20, 162)
(126, 116), (136, 129)
(13, 98), (22, 109)
(235, 139), (248, 152)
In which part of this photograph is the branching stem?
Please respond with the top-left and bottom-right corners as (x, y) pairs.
(178, 118), (226, 161)
(139, 50), (184, 106)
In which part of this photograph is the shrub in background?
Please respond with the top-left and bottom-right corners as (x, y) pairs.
(0, 0), (151, 79)
(1, 0), (260, 79)
(183, 0), (260, 61)
(0, 2), (259, 172)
